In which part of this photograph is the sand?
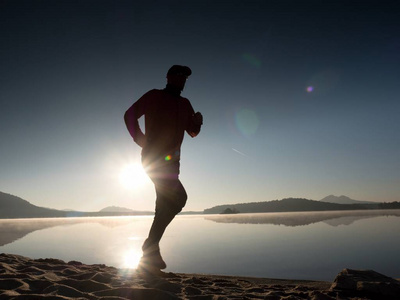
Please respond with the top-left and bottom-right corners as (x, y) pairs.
(0, 253), (395, 299)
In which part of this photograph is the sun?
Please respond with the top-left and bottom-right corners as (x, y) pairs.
(119, 163), (150, 190)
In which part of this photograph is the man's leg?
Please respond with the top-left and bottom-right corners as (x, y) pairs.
(141, 175), (187, 269)
(147, 178), (187, 244)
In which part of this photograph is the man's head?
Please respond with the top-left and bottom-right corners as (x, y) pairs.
(166, 65), (192, 91)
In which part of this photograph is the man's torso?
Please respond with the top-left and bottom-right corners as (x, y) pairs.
(141, 89), (193, 162)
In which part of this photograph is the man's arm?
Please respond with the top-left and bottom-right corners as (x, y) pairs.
(124, 93), (148, 147)
(186, 100), (203, 137)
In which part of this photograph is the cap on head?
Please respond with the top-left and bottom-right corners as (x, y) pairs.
(167, 65), (192, 77)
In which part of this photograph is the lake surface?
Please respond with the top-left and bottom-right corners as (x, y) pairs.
(1, 210), (400, 281)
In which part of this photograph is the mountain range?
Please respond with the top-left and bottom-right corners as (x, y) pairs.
(0, 191), (153, 219)
(203, 196), (399, 214)
(1, 191), (399, 219)
(0, 191), (66, 219)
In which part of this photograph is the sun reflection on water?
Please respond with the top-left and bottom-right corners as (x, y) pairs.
(123, 249), (141, 269)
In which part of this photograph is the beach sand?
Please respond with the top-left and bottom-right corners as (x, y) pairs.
(0, 253), (398, 299)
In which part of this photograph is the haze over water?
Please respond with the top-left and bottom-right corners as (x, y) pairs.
(1, 210), (399, 281)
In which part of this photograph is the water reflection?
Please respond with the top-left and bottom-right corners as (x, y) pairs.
(0, 216), (153, 270)
(0, 211), (399, 280)
(204, 210), (400, 227)
(123, 249), (142, 269)
(2, 210), (400, 248)
(0, 217), (143, 247)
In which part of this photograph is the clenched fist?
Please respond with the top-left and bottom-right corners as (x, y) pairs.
(193, 112), (203, 126)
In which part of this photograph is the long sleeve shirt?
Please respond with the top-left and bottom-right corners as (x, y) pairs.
(124, 88), (201, 163)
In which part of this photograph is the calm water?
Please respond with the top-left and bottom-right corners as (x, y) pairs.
(1, 210), (399, 281)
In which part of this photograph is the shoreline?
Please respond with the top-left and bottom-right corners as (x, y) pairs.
(2, 207), (400, 221)
(1, 253), (399, 299)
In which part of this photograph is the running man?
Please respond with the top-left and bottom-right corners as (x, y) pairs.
(124, 65), (203, 271)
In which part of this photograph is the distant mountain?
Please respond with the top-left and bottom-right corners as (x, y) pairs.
(0, 191), (66, 218)
(320, 195), (376, 205)
(203, 197), (386, 214)
(99, 206), (134, 213)
(2, 191), (398, 219)
(0, 191), (154, 219)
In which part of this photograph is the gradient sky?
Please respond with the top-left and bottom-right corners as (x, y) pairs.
(1, 0), (399, 212)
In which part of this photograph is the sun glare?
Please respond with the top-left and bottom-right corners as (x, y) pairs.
(119, 163), (150, 190)
(123, 249), (142, 269)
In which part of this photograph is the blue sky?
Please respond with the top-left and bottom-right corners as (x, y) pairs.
(1, 0), (399, 211)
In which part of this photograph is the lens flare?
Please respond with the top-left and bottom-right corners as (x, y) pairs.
(306, 86), (314, 92)
(165, 155), (172, 161)
(235, 109), (260, 136)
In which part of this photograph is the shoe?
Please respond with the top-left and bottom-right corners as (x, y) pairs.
(140, 251), (167, 270)
(136, 263), (164, 276)
(141, 239), (167, 269)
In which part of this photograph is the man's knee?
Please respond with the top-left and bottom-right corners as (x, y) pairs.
(155, 192), (186, 214)
(168, 179), (187, 211)
(171, 190), (187, 214)
(179, 187), (188, 204)
(154, 178), (187, 214)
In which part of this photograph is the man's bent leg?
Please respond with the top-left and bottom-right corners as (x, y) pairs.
(147, 178), (187, 244)
(141, 177), (187, 269)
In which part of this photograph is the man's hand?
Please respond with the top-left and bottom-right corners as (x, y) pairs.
(193, 112), (203, 126)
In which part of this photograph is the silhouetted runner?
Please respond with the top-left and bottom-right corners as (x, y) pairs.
(124, 65), (203, 271)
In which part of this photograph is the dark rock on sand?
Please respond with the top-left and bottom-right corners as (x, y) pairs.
(331, 268), (400, 299)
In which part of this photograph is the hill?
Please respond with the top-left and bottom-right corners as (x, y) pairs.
(203, 198), (385, 214)
(99, 206), (135, 213)
(320, 195), (376, 205)
(0, 191), (155, 219)
(2, 191), (398, 219)
(0, 191), (66, 218)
